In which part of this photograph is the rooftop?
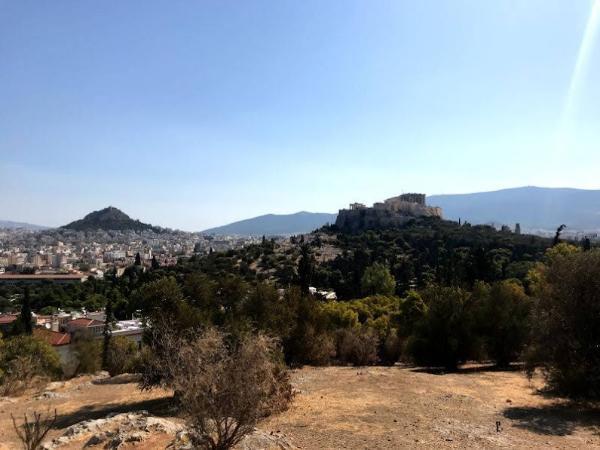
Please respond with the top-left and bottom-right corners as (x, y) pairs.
(33, 327), (71, 346)
(67, 318), (104, 328)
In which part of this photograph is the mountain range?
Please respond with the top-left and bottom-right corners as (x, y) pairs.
(202, 186), (600, 236)
(4, 186), (600, 236)
(428, 186), (600, 232)
(0, 220), (48, 231)
(201, 212), (337, 236)
(61, 206), (160, 232)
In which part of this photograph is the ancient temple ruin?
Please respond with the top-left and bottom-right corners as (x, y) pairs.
(335, 193), (442, 232)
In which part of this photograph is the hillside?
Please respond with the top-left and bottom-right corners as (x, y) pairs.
(429, 186), (600, 232)
(62, 206), (159, 232)
(202, 211), (337, 236)
(0, 220), (48, 230)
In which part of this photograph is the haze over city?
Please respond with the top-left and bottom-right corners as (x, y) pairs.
(2, 1), (600, 230)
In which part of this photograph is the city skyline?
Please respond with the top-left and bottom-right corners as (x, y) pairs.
(2, 1), (600, 230)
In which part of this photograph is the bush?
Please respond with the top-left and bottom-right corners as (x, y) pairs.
(380, 329), (402, 365)
(146, 329), (292, 450)
(335, 327), (379, 366)
(72, 331), (102, 375)
(287, 325), (336, 366)
(105, 336), (141, 376)
(405, 285), (476, 370)
(473, 280), (531, 367)
(527, 248), (600, 398)
(0, 335), (62, 395)
(283, 292), (336, 366)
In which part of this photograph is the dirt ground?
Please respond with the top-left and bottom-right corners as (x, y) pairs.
(1, 365), (599, 449)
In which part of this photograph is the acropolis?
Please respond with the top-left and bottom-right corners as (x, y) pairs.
(335, 193), (442, 231)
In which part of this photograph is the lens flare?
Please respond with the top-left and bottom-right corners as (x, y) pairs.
(556, 0), (600, 150)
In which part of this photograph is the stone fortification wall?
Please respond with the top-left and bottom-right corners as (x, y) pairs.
(335, 194), (442, 232)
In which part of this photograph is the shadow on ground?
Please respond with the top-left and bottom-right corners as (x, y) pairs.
(92, 373), (142, 385)
(503, 403), (600, 436)
(53, 396), (175, 429)
(410, 363), (523, 375)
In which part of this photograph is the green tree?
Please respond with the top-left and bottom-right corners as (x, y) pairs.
(361, 263), (396, 296)
(18, 287), (33, 335)
(72, 331), (102, 374)
(398, 290), (427, 338)
(405, 285), (476, 370)
(297, 244), (315, 295)
(527, 249), (600, 398)
(553, 224), (566, 246)
(0, 335), (62, 394)
(242, 283), (295, 340)
(473, 280), (531, 367)
(102, 294), (115, 370)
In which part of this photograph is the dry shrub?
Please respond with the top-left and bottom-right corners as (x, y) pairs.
(336, 328), (379, 366)
(0, 356), (50, 396)
(299, 326), (336, 366)
(105, 336), (140, 376)
(11, 409), (57, 450)
(380, 330), (402, 366)
(142, 327), (292, 450)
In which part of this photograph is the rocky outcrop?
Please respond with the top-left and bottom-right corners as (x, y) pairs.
(335, 194), (442, 232)
(42, 411), (183, 450)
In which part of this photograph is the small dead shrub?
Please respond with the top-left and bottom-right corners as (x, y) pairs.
(336, 327), (379, 366)
(11, 409), (57, 450)
(380, 330), (402, 366)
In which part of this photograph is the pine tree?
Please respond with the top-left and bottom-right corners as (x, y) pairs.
(20, 287), (33, 335)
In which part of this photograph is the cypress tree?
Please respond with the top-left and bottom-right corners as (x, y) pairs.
(298, 244), (314, 295)
(102, 294), (115, 370)
(20, 287), (33, 335)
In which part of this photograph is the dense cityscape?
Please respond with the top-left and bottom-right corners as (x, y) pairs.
(0, 226), (261, 280)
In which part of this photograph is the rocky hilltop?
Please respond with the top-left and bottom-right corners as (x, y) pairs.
(62, 207), (159, 232)
(335, 193), (442, 232)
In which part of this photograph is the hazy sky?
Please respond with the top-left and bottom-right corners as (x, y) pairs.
(2, 1), (599, 230)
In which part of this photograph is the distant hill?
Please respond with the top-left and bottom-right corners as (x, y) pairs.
(429, 186), (600, 232)
(62, 207), (159, 232)
(0, 220), (48, 231)
(202, 212), (337, 236)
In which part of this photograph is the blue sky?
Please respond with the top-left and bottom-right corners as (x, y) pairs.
(1, 0), (599, 230)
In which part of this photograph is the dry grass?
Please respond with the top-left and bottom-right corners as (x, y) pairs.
(1, 365), (600, 449)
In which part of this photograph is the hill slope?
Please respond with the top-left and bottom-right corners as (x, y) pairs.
(202, 212), (337, 236)
(62, 207), (158, 232)
(429, 186), (600, 231)
(0, 220), (48, 230)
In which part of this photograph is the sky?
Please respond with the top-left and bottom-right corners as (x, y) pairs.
(1, 0), (600, 231)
